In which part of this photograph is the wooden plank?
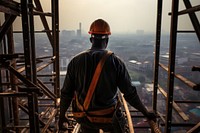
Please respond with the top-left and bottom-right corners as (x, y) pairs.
(158, 86), (189, 121)
(187, 122), (200, 133)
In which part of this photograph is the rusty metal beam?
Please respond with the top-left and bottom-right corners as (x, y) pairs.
(183, 0), (200, 42)
(36, 60), (54, 72)
(34, 0), (53, 46)
(21, 0), (33, 81)
(18, 101), (53, 132)
(16, 56), (54, 73)
(1, 0), (60, 132)
(6, 11), (19, 132)
(178, 5), (200, 15)
(41, 109), (57, 133)
(37, 79), (56, 100)
(52, 0), (60, 98)
(8, 65), (38, 88)
(33, 11), (52, 16)
(27, 92), (39, 133)
(40, 107), (51, 119)
(153, 0), (163, 112)
(0, 15), (16, 42)
(72, 124), (81, 133)
(0, 92), (27, 97)
(166, 0), (179, 129)
(0, 70), (6, 133)
(0, 0), (20, 15)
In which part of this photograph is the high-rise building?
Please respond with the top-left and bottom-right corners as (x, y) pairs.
(77, 22), (82, 37)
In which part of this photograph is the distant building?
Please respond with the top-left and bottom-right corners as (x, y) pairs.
(62, 30), (75, 38)
(160, 54), (179, 65)
(131, 81), (141, 87)
(77, 22), (82, 37)
(60, 57), (70, 71)
(189, 107), (200, 118)
(128, 60), (153, 72)
(188, 52), (200, 65)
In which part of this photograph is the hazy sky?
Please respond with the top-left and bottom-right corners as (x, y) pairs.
(43, 0), (200, 34)
(58, 0), (159, 34)
(1, 0), (199, 34)
(59, 0), (158, 34)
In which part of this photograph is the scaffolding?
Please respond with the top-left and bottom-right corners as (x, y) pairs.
(0, 0), (59, 132)
(153, 0), (200, 132)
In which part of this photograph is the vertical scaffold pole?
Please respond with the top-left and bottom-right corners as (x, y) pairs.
(153, 0), (163, 112)
(165, 0), (179, 132)
(52, 0), (60, 98)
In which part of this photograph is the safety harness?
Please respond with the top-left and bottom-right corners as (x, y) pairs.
(73, 51), (116, 123)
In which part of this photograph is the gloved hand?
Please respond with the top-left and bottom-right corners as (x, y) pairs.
(58, 116), (70, 131)
(146, 111), (157, 122)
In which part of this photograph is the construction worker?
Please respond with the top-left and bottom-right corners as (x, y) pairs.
(59, 19), (156, 133)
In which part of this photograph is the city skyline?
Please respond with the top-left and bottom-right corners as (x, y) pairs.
(1, 0), (199, 34)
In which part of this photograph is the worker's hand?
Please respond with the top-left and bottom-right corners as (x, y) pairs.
(146, 111), (157, 122)
(58, 116), (69, 131)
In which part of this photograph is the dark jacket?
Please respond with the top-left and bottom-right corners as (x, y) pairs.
(60, 48), (149, 116)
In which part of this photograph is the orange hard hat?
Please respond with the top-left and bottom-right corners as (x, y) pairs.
(88, 19), (111, 35)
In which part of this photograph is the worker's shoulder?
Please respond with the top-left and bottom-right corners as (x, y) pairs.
(110, 53), (125, 65)
(72, 50), (89, 59)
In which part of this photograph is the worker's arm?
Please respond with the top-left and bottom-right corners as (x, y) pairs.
(59, 62), (75, 130)
(116, 58), (156, 120)
(123, 89), (156, 120)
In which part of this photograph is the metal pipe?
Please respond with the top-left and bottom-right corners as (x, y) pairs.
(165, 0), (179, 131)
(34, 0), (53, 46)
(41, 109), (57, 133)
(0, 70), (6, 133)
(0, 15), (17, 42)
(52, 0), (60, 98)
(178, 5), (200, 15)
(153, 0), (163, 112)
(0, 92), (27, 97)
(27, 92), (37, 133)
(183, 0), (200, 42)
(36, 60), (54, 72)
(21, 0), (33, 81)
(37, 79), (56, 100)
(28, 0), (37, 84)
(6, 9), (19, 132)
(72, 124), (81, 133)
(120, 93), (134, 133)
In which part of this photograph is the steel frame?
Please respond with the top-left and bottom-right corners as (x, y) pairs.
(0, 0), (59, 132)
(153, 0), (200, 133)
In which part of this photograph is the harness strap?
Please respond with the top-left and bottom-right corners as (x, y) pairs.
(73, 112), (112, 123)
(73, 51), (114, 123)
(73, 105), (115, 117)
(88, 106), (115, 116)
(87, 116), (112, 123)
(83, 50), (113, 110)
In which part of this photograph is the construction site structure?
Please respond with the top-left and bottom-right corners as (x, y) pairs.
(0, 0), (200, 133)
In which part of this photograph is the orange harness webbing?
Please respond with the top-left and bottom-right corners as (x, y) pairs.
(73, 51), (114, 123)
